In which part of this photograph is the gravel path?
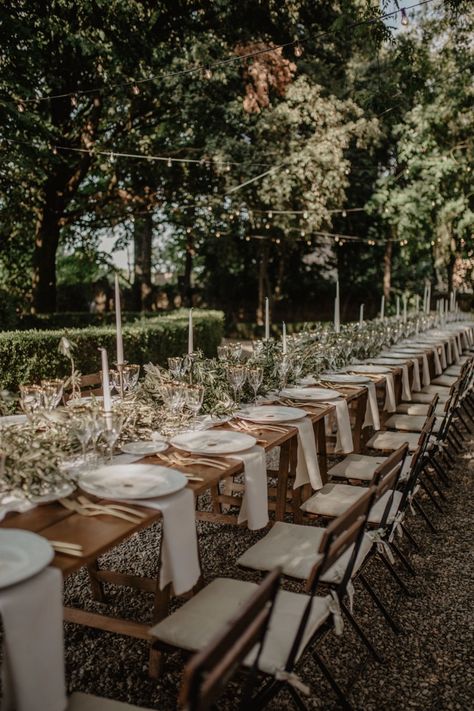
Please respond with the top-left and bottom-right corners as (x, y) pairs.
(63, 443), (474, 710)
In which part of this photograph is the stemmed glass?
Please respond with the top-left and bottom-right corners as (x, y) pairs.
(101, 412), (123, 462)
(228, 366), (247, 404)
(168, 357), (184, 380)
(69, 412), (93, 465)
(89, 411), (106, 463)
(184, 385), (205, 429)
(41, 379), (64, 408)
(277, 358), (291, 393)
(217, 345), (231, 361)
(123, 364), (140, 392)
(19, 385), (43, 423)
(247, 367), (263, 404)
(109, 370), (121, 395)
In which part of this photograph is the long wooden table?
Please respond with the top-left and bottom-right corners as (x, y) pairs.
(0, 380), (385, 676)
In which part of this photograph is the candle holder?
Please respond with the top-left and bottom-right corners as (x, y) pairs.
(183, 352), (197, 385)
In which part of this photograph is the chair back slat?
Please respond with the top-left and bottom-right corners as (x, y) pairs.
(179, 568), (281, 711)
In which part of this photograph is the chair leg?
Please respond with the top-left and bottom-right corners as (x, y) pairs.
(390, 541), (417, 577)
(377, 550), (414, 597)
(359, 573), (404, 635)
(340, 600), (384, 663)
(312, 650), (354, 711)
(287, 684), (309, 711)
(412, 498), (438, 533)
(400, 522), (420, 551)
(419, 477), (444, 513)
(248, 679), (283, 710)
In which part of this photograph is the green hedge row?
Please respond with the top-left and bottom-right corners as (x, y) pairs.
(10, 311), (168, 331)
(0, 309), (224, 392)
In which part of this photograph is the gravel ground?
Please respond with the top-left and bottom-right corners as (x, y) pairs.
(61, 441), (474, 710)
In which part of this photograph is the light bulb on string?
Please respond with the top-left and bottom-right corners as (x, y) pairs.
(342, 210), (347, 217)
(294, 43), (303, 58)
(303, 211), (308, 219)
(268, 211), (273, 219)
(70, 95), (78, 108)
(275, 238), (281, 244)
(245, 236), (251, 241)
(203, 67), (213, 80)
(132, 84), (140, 95)
(167, 157), (172, 167)
(400, 8), (409, 26)
(265, 222), (271, 230)
(17, 102), (25, 113)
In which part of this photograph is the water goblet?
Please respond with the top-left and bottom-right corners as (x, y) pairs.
(69, 412), (93, 465)
(19, 385), (43, 423)
(228, 365), (247, 404)
(184, 385), (205, 429)
(41, 379), (64, 408)
(123, 364), (140, 392)
(277, 358), (291, 392)
(247, 367), (263, 404)
(217, 345), (231, 361)
(168, 357), (184, 380)
(101, 412), (123, 462)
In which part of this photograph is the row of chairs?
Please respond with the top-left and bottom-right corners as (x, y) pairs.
(149, 349), (474, 710)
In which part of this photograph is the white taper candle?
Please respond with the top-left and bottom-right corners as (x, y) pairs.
(114, 275), (124, 365)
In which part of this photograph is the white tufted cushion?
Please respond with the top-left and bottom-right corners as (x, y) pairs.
(444, 366), (462, 376)
(366, 431), (420, 452)
(150, 578), (331, 675)
(328, 454), (386, 481)
(431, 376), (457, 387)
(68, 694), (151, 710)
(300, 483), (367, 517)
(421, 385), (451, 395)
(368, 490), (403, 525)
(384, 414), (440, 434)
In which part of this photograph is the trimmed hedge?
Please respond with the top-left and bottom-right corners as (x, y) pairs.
(11, 311), (168, 331)
(0, 309), (224, 392)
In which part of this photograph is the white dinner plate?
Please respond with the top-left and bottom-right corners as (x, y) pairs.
(367, 358), (407, 366)
(347, 365), (391, 375)
(236, 405), (306, 423)
(0, 530), (54, 589)
(170, 430), (256, 455)
(280, 387), (341, 401)
(121, 441), (169, 456)
(79, 464), (187, 500)
(320, 374), (371, 385)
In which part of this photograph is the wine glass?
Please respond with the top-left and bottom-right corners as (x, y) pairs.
(89, 411), (106, 463)
(69, 412), (93, 465)
(217, 345), (231, 361)
(41, 379), (64, 408)
(109, 370), (122, 395)
(168, 357), (184, 380)
(123, 364), (140, 392)
(228, 366), (247, 404)
(184, 385), (205, 428)
(277, 358), (291, 393)
(101, 412), (123, 462)
(247, 367), (263, 404)
(19, 385), (43, 422)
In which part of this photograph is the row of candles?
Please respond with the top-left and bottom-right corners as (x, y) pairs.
(103, 275), (459, 419)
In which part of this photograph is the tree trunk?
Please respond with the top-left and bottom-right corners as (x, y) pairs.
(32, 208), (61, 313)
(383, 238), (393, 299)
(256, 241), (269, 325)
(133, 212), (153, 310)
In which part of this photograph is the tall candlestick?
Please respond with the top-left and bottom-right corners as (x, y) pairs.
(415, 294), (420, 312)
(188, 308), (194, 354)
(282, 322), (287, 355)
(426, 284), (431, 313)
(114, 275), (124, 365)
(402, 295), (407, 324)
(380, 295), (385, 320)
(264, 297), (270, 340)
(100, 347), (112, 415)
(359, 303), (364, 329)
(396, 296), (400, 318)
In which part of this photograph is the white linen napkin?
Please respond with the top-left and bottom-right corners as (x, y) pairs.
(421, 353), (430, 387)
(451, 337), (460, 364)
(284, 417), (322, 490)
(0, 566), (67, 711)
(431, 347), (442, 375)
(446, 339), (452, 364)
(127, 488), (200, 595)
(399, 364), (412, 401)
(232, 446), (269, 530)
(363, 382), (381, 431)
(411, 359), (421, 392)
(439, 344), (447, 369)
(383, 372), (397, 412)
(321, 398), (353, 454)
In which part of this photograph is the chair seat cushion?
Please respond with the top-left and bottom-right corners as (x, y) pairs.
(384, 414), (440, 434)
(421, 385), (451, 395)
(431, 376), (457, 387)
(444, 366), (462, 376)
(68, 693), (150, 710)
(396, 403), (445, 417)
(237, 522), (373, 583)
(150, 578), (331, 675)
(300, 483), (367, 517)
(366, 430), (420, 452)
(409, 392), (445, 404)
(328, 454), (386, 481)
(368, 490), (403, 525)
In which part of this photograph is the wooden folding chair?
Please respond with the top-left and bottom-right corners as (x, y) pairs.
(179, 569), (281, 711)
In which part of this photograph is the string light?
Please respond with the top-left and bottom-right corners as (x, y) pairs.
(70, 95), (78, 108)
(203, 68), (213, 80)
(132, 84), (140, 95)
(400, 8), (409, 26)
(167, 157), (172, 167)
(13, 0), (434, 105)
(294, 44), (304, 58)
